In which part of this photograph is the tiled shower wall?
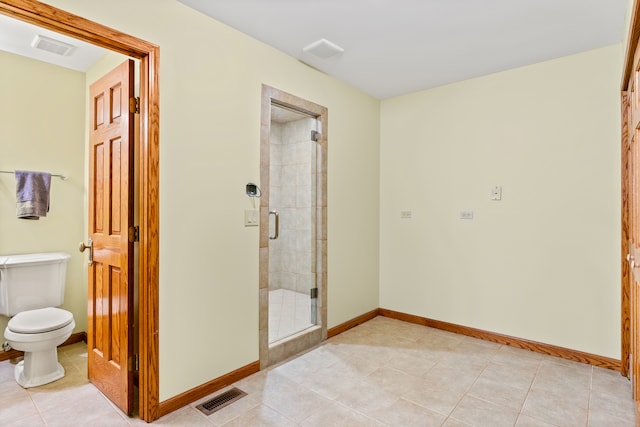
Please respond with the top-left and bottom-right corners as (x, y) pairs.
(269, 118), (316, 294)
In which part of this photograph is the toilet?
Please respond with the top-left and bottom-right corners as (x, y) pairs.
(0, 252), (75, 388)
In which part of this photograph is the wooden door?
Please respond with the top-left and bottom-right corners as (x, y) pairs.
(623, 9), (640, 400)
(87, 60), (135, 415)
(630, 75), (640, 397)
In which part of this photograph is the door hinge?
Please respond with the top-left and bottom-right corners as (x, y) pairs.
(311, 130), (320, 142)
(310, 287), (318, 299)
(128, 225), (139, 243)
(129, 354), (139, 372)
(129, 96), (140, 114)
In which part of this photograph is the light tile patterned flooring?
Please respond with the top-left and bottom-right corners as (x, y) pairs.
(269, 289), (313, 343)
(0, 316), (636, 426)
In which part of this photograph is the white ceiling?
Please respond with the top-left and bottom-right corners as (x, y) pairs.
(0, 2), (630, 98)
(0, 13), (106, 71)
(178, 0), (630, 99)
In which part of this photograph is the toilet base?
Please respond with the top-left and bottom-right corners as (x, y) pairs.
(14, 347), (65, 388)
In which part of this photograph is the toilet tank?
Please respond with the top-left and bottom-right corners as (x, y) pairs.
(0, 252), (71, 316)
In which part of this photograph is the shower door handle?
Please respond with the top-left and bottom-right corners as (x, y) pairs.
(269, 210), (279, 240)
(79, 237), (93, 266)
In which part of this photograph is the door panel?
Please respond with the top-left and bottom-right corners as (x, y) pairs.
(87, 59), (135, 415)
(632, 127), (640, 399)
(266, 106), (319, 344)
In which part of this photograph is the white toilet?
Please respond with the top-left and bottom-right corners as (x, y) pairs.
(0, 252), (75, 388)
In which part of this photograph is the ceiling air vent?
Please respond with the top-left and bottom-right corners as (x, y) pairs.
(302, 38), (344, 58)
(31, 35), (75, 56)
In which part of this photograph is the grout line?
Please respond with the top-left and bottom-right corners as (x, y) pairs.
(513, 359), (565, 427)
(440, 354), (494, 424)
(514, 358), (542, 422)
(585, 365), (594, 426)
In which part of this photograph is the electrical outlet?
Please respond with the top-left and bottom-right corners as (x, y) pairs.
(459, 210), (474, 220)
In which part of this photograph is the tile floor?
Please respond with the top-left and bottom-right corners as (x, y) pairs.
(0, 316), (636, 426)
(269, 289), (313, 343)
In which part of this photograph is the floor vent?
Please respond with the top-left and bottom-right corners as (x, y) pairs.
(196, 387), (247, 416)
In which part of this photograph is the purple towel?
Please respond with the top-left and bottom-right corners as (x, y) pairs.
(15, 170), (51, 220)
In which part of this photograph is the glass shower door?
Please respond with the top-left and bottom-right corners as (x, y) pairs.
(267, 105), (318, 344)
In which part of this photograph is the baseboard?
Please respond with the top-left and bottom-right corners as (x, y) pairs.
(379, 308), (622, 371)
(327, 309), (379, 338)
(0, 331), (87, 362)
(158, 361), (260, 418)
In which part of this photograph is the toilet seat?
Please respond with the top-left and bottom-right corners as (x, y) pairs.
(8, 307), (73, 334)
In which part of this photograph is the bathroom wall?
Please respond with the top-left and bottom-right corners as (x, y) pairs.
(43, 0), (381, 401)
(0, 50), (87, 334)
(269, 118), (317, 295)
(13, 0), (629, 406)
(380, 44), (623, 359)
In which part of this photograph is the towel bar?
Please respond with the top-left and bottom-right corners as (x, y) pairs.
(0, 170), (68, 180)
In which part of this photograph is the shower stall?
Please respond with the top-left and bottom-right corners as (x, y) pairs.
(267, 106), (318, 343)
(259, 85), (328, 368)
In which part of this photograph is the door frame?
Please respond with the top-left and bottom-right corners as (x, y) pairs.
(259, 85), (328, 368)
(622, 0), (640, 380)
(0, 0), (160, 422)
(622, 0), (640, 391)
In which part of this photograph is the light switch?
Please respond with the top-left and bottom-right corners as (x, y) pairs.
(400, 210), (412, 219)
(244, 209), (259, 226)
(491, 186), (502, 201)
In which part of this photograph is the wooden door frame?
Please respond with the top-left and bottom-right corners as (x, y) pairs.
(622, 0), (640, 381)
(622, 91), (631, 380)
(0, 0), (160, 422)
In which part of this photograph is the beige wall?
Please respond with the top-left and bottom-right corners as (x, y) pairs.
(0, 51), (86, 333)
(380, 45), (623, 359)
(44, 0), (381, 401)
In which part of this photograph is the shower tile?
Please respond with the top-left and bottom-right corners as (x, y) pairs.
(282, 145), (296, 166)
(281, 272), (296, 291)
(296, 164), (311, 187)
(296, 190), (311, 209)
(316, 207), (326, 240)
(270, 144), (284, 166)
(295, 234), (312, 252)
(259, 288), (269, 331)
(269, 289), (313, 343)
(296, 273), (315, 293)
(282, 166), (297, 186)
(296, 207), (312, 229)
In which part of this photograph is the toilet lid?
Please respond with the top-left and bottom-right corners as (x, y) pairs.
(8, 307), (73, 334)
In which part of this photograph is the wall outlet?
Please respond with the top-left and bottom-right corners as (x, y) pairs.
(459, 210), (474, 220)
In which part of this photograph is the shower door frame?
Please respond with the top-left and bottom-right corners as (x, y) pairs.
(259, 85), (328, 368)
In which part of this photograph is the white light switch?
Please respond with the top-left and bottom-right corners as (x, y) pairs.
(244, 209), (259, 226)
(400, 211), (412, 219)
(491, 186), (502, 201)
